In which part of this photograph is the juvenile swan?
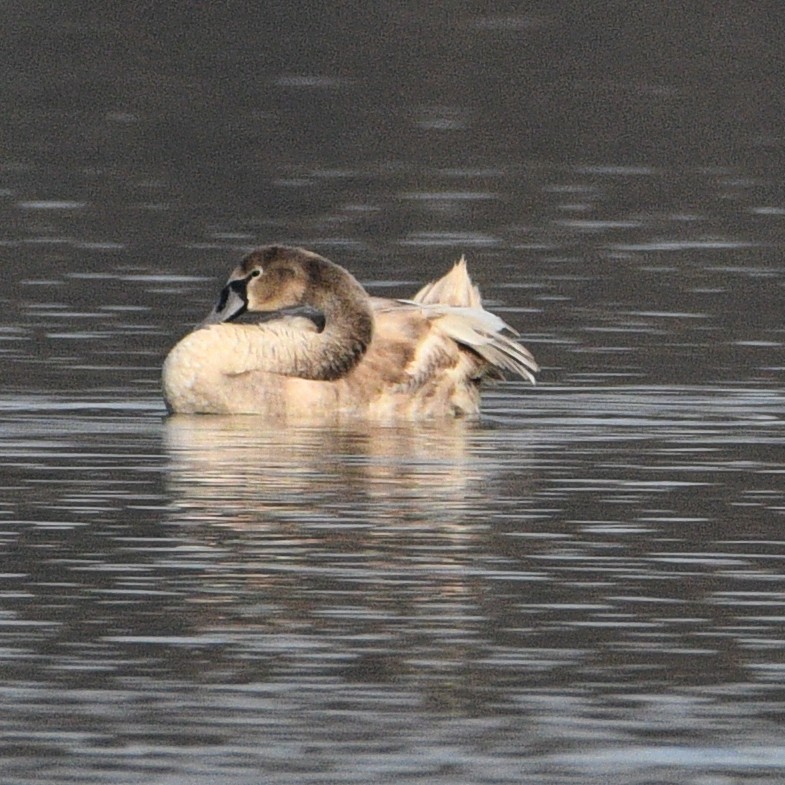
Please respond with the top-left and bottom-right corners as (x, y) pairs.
(162, 245), (538, 418)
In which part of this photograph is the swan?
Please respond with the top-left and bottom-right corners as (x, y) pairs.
(162, 245), (538, 418)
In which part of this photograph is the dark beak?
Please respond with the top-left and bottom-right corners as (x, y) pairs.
(200, 279), (248, 325)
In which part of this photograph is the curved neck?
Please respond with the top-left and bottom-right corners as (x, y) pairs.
(290, 258), (375, 381)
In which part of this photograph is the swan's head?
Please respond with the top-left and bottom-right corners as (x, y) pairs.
(203, 245), (328, 324)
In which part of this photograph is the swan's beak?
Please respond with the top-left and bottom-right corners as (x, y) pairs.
(200, 279), (248, 325)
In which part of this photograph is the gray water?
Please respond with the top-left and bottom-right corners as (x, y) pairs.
(2, 5), (785, 784)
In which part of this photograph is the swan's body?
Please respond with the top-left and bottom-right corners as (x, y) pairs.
(162, 246), (538, 418)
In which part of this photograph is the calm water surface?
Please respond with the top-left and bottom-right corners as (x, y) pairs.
(2, 5), (785, 784)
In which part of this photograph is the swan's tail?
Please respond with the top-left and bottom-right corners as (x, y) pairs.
(414, 257), (539, 384)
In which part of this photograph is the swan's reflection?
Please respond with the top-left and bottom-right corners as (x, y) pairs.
(163, 414), (496, 529)
(161, 415), (529, 700)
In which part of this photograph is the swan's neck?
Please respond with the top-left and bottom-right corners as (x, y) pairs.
(293, 261), (374, 381)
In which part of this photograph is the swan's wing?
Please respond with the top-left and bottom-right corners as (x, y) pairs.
(373, 258), (537, 383)
(372, 300), (538, 385)
(427, 306), (538, 384)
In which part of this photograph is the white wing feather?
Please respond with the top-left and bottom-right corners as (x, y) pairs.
(425, 306), (538, 384)
(392, 255), (539, 384)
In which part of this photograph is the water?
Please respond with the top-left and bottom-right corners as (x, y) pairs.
(2, 4), (785, 784)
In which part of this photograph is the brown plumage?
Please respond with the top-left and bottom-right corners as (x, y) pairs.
(162, 245), (538, 419)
